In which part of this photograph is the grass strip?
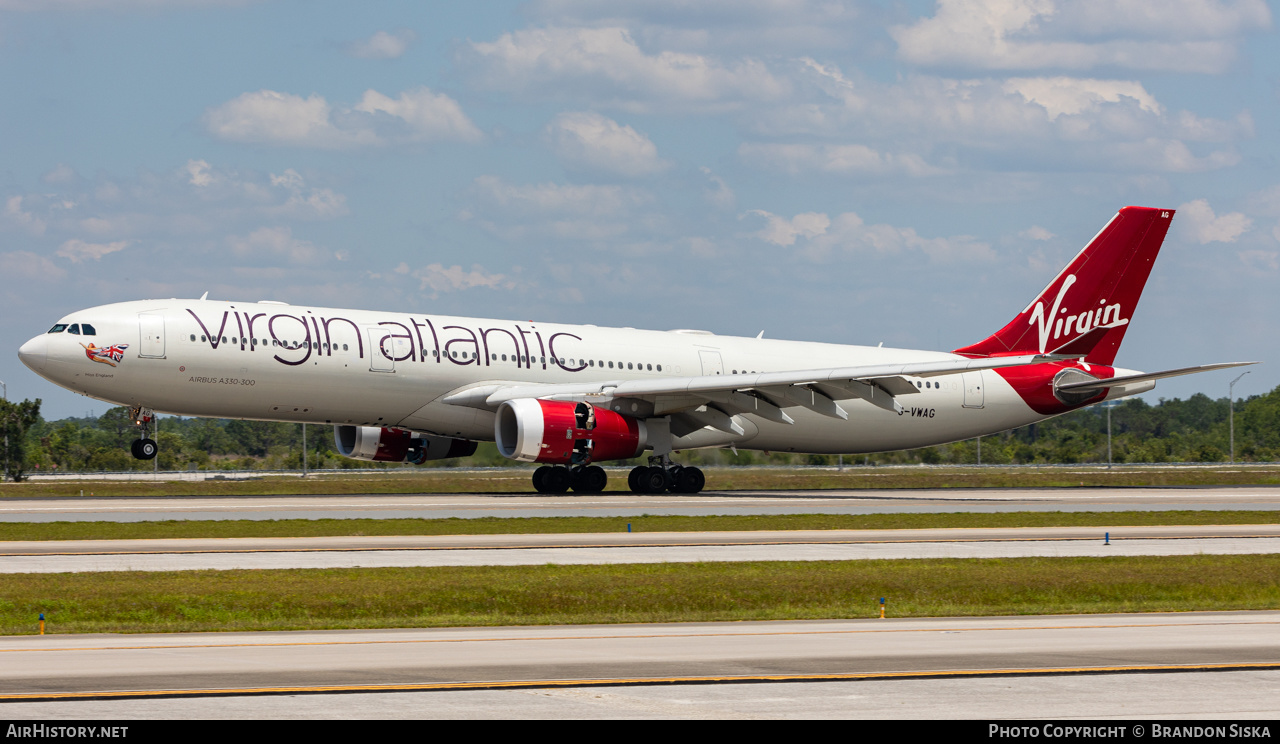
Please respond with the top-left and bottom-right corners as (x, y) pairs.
(6, 466), (1280, 498)
(2, 555), (1279, 635)
(1, 510), (1278, 542)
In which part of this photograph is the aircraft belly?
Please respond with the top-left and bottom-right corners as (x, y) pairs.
(739, 381), (1041, 454)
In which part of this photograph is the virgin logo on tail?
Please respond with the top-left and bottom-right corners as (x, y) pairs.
(1028, 274), (1128, 353)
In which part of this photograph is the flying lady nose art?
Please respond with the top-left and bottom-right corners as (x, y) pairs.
(81, 343), (129, 367)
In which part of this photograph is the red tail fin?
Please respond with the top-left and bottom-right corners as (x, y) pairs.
(954, 206), (1175, 366)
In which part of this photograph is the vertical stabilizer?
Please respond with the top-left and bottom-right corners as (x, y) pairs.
(954, 206), (1174, 366)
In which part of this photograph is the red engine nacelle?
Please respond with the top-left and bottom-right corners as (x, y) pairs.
(495, 399), (647, 464)
(334, 425), (477, 464)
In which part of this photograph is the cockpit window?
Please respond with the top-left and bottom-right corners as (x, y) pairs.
(68, 324), (81, 335)
(80, 323), (96, 336)
(47, 324), (68, 334)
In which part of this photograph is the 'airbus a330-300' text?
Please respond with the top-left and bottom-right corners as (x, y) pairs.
(17, 206), (1253, 493)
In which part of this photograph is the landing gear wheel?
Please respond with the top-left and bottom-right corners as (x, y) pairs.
(628, 466), (648, 493)
(542, 467), (571, 494)
(673, 466), (705, 494)
(532, 466), (551, 493)
(571, 465), (608, 494)
(132, 438), (158, 461)
(641, 466), (670, 494)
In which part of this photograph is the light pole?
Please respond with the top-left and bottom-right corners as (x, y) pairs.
(1, 380), (7, 483)
(1229, 371), (1250, 463)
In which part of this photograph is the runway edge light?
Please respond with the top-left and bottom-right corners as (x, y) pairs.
(879, 597), (886, 619)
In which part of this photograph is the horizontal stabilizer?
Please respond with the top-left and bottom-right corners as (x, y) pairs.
(1055, 362), (1257, 392)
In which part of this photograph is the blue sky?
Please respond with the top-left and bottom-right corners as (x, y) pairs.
(1, 0), (1276, 419)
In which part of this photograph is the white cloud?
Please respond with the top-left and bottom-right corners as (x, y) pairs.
(739, 143), (943, 176)
(345, 30), (417, 59)
(1177, 199), (1252, 243)
(464, 176), (654, 242)
(205, 87), (481, 148)
(56, 238), (129, 262)
(748, 209), (995, 263)
(185, 159), (214, 187)
(545, 111), (668, 176)
(891, 0), (1271, 74)
(700, 167), (735, 209)
(525, 0), (872, 53)
(748, 210), (830, 246)
(1020, 226), (1055, 240)
(1239, 249), (1278, 272)
(412, 263), (512, 295)
(352, 88), (483, 143)
(470, 175), (650, 216)
(0, 251), (66, 280)
(1002, 77), (1162, 119)
(744, 63), (1247, 175)
(227, 226), (320, 264)
(462, 26), (790, 111)
(3, 196), (47, 235)
(41, 164), (78, 185)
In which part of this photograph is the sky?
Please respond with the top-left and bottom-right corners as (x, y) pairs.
(1, 0), (1277, 420)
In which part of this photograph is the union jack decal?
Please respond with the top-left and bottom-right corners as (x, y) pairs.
(81, 343), (129, 367)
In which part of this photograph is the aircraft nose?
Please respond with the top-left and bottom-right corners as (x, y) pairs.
(17, 335), (47, 372)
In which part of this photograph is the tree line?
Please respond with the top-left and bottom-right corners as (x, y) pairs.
(4, 384), (1280, 480)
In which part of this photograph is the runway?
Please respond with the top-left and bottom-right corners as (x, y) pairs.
(3, 486), (1280, 522)
(4, 525), (1279, 572)
(1, 612), (1278, 719)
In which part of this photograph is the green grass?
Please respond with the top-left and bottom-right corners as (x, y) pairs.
(4, 555), (1279, 635)
(5, 465), (1280, 498)
(2, 510), (1278, 542)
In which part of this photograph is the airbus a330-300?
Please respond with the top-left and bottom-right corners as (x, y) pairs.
(16, 206), (1253, 494)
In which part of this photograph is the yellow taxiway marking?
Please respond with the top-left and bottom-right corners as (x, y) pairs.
(3, 618), (1278, 654)
(5, 661), (1280, 701)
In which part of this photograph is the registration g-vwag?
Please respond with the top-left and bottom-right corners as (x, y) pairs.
(17, 206), (1253, 493)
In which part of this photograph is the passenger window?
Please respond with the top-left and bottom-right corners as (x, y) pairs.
(608, 361), (614, 368)
(81, 324), (96, 336)
(47, 324), (68, 334)
(343, 344), (349, 351)
(589, 360), (595, 367)
(68, 324), (81, 335)
(657, 365), (662, 372)
(190, 334), (196, 342)
(647, 364), (652, 371)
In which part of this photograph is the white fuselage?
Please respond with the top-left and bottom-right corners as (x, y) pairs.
(18, 299), (1148, 455)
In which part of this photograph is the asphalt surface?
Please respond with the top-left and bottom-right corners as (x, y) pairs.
(4, 486), (1280, 522)
(5, 526), (1280, 572)
(1, 613), (1277, 706)
(5, 673), (1280, 719)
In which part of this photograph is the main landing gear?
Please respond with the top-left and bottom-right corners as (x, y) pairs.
(129, 406), (158, 461)
(530, 458), (705, 494)
(629, 456), (704, 494)
(532, 464), (608, 494)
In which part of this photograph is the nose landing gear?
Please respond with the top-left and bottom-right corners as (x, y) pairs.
(129, 406), (158, 461)
(629, 455), (704, 494)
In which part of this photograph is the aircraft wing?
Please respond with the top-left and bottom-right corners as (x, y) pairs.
(442, 352), (1076, 425)
(1054, 362), (1257, 392)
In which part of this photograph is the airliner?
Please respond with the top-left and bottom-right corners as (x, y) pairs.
(16, 206), (1251, 493)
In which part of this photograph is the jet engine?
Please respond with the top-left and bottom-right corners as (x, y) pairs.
(334, 425), (477, 464)
(495, 399), (646, 465)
